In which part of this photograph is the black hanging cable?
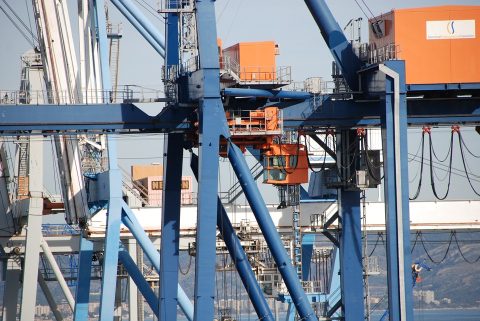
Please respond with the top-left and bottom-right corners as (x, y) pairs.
(428, 131), (454, 200)
(452, 231), (480, 264)
(409, 132), (425, 200)
(457, 132), (480, 196)
(459, 131), (480, 158)
(430, 131), (452, 163)
(420, 231), (454, 264)
(368, 232), (384, 257)
(411, 230), (421, 253)
(361, 135), (384, 182)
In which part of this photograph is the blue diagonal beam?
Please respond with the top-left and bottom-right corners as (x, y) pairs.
(110, 0), (165, 57)
(73, 237), (93, 321)
(121, 203), (194, 321)
(227, 142), (318, 321)
(118, 247), (160, 317)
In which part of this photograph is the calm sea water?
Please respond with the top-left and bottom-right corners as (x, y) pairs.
(370, 309), (480, 321)
(177, 309), (480, 321)
(412, 309), (480, 321)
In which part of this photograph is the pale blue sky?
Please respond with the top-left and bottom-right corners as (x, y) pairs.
(1, 0), (480, 89)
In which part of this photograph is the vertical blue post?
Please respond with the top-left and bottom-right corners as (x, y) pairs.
(380, 61), (414, 321)
(302, 234), (315, 280)
(94, 2), (122, 321)
(338, 190), (364, 320)
(285, 303), (295, 321)
(159, 2), (182, 318)
(73, 237), (93, 321)
(159, 133), (184, 321)
(190, 153), (275, 321)
(118, 248), (159, 317)
(192, 1), (231, 321)
(228, 143), (318, 321)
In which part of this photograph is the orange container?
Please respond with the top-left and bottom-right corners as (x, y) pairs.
(222, 41), (278, 81)
(369, 5), (480, 84)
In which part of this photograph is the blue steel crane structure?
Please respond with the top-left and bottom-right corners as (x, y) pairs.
(1, 1), (480, 321)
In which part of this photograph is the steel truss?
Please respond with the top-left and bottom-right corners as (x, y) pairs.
(1, 1), (479, 321)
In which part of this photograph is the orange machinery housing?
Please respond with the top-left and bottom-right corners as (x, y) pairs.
(222, 41), (278, 81)
(369, 5), (480, 84)
(262, 143), (308, 185)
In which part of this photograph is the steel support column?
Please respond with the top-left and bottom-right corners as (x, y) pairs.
(126, 240), (139, 321)
(3, 259), (21, 321)
(301, 234), (315, 280)
(227, 142), (318, 321)
(74, 237), (93, 321)
(190, 153), (275, 321)
(380, 61), (414, 321)
(192, 1), (231, 320)
(95, 1), (124, 319)
(159, 133), (184, 321)
(338, 190), (364, 319)
(19, 136), (43, 321)
(158, 1), (182, 317)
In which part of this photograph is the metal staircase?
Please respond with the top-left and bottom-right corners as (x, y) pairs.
(119, 167), (150, 206)
(108, 24), (122, 101)
(16, 138), (30, 200)
(221, 161), (263, 204)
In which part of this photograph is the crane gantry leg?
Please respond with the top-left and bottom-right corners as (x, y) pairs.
(380, 61), (414, 321)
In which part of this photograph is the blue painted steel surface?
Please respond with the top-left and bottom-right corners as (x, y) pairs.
(227, 142), (318, 321)
(99, 136), (122, 321)
(223, 88), (311, 99)
(328, 248), (341, 314)
(110, 0), (165, 57)
(338, 190), (364, 320)
(96, 1), (123, 319)
(191, 1), (231, 320)
(118, 249), (160, 316)
(159, 133), (184, 321)
(286, 303), (295, 321)
(73, 237), (93, 321)
(0, 104), (191, 133)
(190, 153), (274, 321)
(381, 61), (414, 321)
(301, 234), (315, 280)
(120, 203), (194, 321)
(281, 97), (480, 128)
(1, 96), (479, 134)
(158, 5), (182, 318)
(407, 82), (480, 91)
(304, 0), (363, 91)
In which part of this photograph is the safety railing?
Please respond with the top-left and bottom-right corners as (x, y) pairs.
(281, 78), (337, 94)
(157, 0), (194, 12)
(0, 86), (165, 105)
(42, 224), (81, 236)
(366, 43), (400, 64)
